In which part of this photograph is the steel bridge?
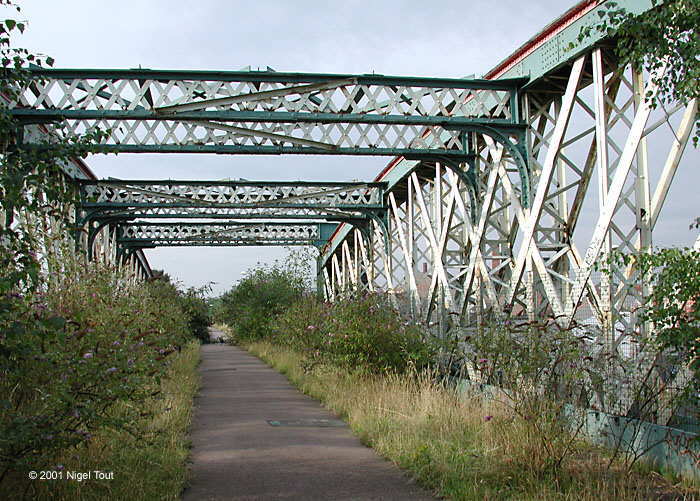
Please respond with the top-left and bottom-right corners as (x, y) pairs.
(9, 0), (698, 420)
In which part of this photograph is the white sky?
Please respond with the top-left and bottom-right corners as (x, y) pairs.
(11, 1), (698, 295)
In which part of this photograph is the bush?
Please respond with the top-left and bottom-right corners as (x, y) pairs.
(0, 262), (191, 481)
(218, 265), (305, 342)
(147, 271), (212, 343)
(275, 292), (436, 374)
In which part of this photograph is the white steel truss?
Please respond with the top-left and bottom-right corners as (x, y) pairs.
(321, 47), (699, 419)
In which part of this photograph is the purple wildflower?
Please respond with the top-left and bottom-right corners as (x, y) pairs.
(484, 415), (493, 422)
(106, 367), (117, 374)
(83, 352), (93, 359)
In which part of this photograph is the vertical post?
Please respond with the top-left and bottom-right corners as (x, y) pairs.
(632, 68), (652, 340)
(593, 49), (613, 348)
(316, 254), (324, 298)
(525, 256), (535, 322)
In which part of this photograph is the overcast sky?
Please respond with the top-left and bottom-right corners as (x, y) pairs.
(10, 1), (698, 295)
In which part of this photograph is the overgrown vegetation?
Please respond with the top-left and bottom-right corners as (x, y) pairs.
(15, 341), (200, 501)
(275, 293), (435, 374)
(615, 248), (700, 396)
(149, 270), (212, 344)
(217, 264), (305, 342)
(248, 341), (699, 500)
(217, 252), (436, 374)
(0, 4), (204, 494)
(214, 239), (699, 496)
(0, 258), (205, 491)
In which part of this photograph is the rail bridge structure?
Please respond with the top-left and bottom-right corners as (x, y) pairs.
(8, 0), (698, 414)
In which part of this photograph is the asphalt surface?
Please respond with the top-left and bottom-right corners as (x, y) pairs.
(182, 339), (434, 501)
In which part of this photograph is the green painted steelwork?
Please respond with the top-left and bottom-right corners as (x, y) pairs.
(118, 221), (338, 249)
(11, 68), (526, 158)
(78, 179), (387, 227)
(14, 109), (524, 127)
(319, 0), (655, 268)
(25, 68), (526, 89)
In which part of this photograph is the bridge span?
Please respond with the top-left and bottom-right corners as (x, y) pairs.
(9, 0), (697, 422)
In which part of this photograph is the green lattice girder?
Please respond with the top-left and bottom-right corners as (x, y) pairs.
(79, 179), (387, 222)
(11, 68), (527, 156)
(118, 221), (339, 248)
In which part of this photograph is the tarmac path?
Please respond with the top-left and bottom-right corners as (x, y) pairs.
(182, 339), (434, 501)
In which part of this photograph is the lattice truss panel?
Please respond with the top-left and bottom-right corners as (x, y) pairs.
(322, 160), (503, 329)
(14, 70), (522, 154)
(322, 48), (698, 413)
(82, 181), (383, 207)
(80, 181), (385, 220)
(119, 222), (325, 247)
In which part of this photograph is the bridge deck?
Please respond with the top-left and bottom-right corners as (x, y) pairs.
(183, 341), (432, 501)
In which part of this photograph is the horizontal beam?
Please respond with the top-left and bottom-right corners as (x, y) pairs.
(118, 221), (338, 248)
(80, 180), (387, 216)
(25, 67), (527, 90)
(12, 67), (526, 155)
(89, 211), (367, 221)
(40, 144), (473, 156)
(12, 109), (522, 127)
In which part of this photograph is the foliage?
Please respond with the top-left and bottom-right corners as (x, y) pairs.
(0, 261), (191, 482)
(0, 3), (199, 489)
(218, 263), (305, 341)
(578, 0), (699, 143)
(148, 270), (212, 343)
(465, 320), (599, 470)
(13, 342), (200, 500)
(274, 292), (436, 374)
(612, 247), (700, 391)
(180, 287), (212, 343)
(282, 246), (318, 291)
(0, 2), (109, 294)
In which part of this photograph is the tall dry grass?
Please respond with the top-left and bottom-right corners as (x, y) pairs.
(247, 341), (698, 500)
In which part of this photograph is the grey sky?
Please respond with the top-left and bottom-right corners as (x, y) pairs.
(11, 1), (698, 295)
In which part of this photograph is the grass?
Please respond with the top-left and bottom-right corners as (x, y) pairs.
(19, 341), (201, 501)
(245, 340), (699, 501)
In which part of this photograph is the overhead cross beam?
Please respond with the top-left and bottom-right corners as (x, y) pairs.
(79, 179), (387, 223)
(118, 222), (338, 249)
(11, 68), (526, 157)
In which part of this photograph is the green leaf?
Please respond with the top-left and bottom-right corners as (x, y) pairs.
(5, 19), (15, 31)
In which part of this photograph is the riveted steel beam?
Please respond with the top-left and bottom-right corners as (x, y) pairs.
(78, 179), (388, 224)
(11, 68), (526, 156)
(118, 221), (338, 248)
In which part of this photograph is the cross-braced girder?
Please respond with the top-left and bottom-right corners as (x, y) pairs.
(118, 222), (337, 248)
(79, 179), (387, 223)
(320, 43), (699, 420)
(11, 68), (526, 157)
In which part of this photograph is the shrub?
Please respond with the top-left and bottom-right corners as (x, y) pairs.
(147, 271), (212, 343)
(0, 262), (191, 481)
(464, 321), (596, 470)
(219, 265), (305, 342)
(275, 292), (436, 374)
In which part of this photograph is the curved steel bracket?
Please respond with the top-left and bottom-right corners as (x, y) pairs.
(452, 125), (530, 208)
(428, 155), (479, 225)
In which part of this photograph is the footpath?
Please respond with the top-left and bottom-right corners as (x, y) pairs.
(182, 340), (433, 500)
